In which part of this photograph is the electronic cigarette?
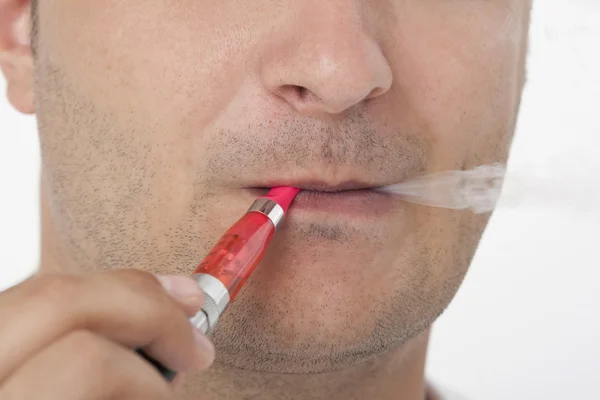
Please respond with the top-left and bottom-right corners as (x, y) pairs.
(137, 186), (300, 381)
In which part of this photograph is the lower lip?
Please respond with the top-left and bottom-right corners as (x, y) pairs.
(248, 188), (398, 217)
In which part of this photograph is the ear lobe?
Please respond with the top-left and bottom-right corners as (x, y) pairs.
(1, 51), (35, 113)
(0, 0), (35, 114)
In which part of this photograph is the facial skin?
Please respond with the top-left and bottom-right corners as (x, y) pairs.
(1, 0), (531, 398)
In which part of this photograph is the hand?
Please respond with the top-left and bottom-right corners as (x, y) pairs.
(0, 270), (215, 399)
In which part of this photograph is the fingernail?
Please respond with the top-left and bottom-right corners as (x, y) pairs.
(193, 329), (215, 369)
(155, 275), (203, 301)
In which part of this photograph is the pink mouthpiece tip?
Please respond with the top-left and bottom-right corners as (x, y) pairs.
(262, 187), (301, 214)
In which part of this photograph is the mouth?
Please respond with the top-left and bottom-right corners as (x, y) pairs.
(246, 181), (398, 217)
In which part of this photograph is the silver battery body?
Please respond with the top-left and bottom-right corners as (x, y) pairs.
(189, 197), (286, 335)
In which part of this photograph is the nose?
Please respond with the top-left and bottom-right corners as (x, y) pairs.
(259, 3), (393, 115)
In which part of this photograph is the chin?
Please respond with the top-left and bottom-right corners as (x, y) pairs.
(209, 285), (442, 374)
(207, 255), (460, 373)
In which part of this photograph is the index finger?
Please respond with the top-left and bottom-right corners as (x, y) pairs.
(0, 270), (213, 383)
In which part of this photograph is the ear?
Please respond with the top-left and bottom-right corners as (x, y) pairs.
(0, 0), (34, 114)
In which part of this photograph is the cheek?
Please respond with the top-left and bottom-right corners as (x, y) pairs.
(394, 207), (490, 313)
(39, 1), (253, 142)
(36, 1), (266, 210)
(385, 3), (526, 168)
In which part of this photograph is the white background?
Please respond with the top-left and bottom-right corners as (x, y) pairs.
(1, 1), (599, 399)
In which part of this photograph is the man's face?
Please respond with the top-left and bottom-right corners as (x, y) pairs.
(13, 0), (529, 373)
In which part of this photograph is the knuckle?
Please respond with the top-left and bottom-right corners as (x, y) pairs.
(113, 270), (177, 323)
(63, 331), (115, 377)
(115, 269), (162, 293)
(32, 274), (81, 307)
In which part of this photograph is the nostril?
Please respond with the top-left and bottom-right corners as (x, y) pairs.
(278, 84), (318, 105)
(279, 85), (308, 100)
(297, 86), (309, 100)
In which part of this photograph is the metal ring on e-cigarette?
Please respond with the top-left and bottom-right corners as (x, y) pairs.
(190, 273), (230, 335)
(247, 198), (285, 230)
